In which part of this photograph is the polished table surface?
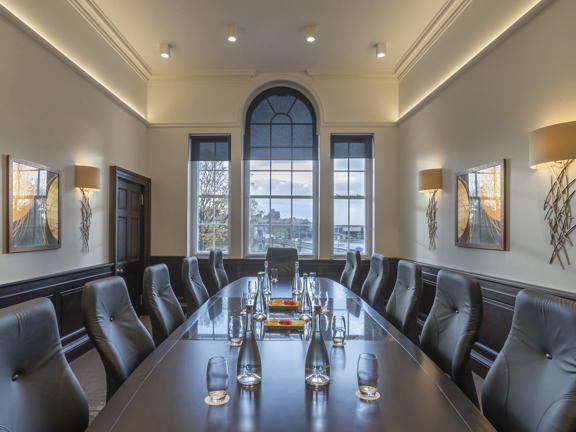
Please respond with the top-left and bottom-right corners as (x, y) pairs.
(87, 278), (496, 432)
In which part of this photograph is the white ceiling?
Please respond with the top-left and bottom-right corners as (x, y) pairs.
(93, 0), (448, 72)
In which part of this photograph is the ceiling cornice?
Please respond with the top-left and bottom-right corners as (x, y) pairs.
(306, 69), (397, 83)
(394, 0), (473, 81)
(68, 0), (151, 82)
(148, 69), (257, 84)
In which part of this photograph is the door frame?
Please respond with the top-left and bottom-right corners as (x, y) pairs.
(109, 166), (152, 282)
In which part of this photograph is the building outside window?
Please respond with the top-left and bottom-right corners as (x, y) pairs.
(244, 87), (318, 256)
(331, 134), (373, 256)
(190, 135), (231, 254)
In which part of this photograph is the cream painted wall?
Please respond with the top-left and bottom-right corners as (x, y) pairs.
(398, 0), (550, 117)
(147, 72), (398, 125)
(0, 16), (147, 284)
(147, 124), (399, 259)
(398, 0), (576, 292)
(0, 0), (148, 117)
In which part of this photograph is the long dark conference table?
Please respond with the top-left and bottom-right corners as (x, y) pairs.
(87, 277), (496, 432)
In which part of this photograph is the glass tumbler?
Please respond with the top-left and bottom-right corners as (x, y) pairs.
(207, 357), (229, 403)
(331, 315), (347, 346)
(240, 293), (249, 315)
(357, 353), (379, 398)
(229, 315), (244, 346)
(271, 268), (279, 282)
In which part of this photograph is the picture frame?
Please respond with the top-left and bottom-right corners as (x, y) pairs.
(455, 159), (505, 250)
(7, 156), (62, 253)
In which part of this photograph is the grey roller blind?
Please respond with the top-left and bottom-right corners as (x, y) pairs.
(244, 87), (318, 161)
(330, 135), (374, 159)
(190, 136), (231, 161)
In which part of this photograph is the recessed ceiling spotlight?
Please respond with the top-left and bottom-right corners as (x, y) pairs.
(376, 43), (386, 58)
(306, 25), (316, 42)
(159, 43), (170, 58)
(227, 24), (237, 42)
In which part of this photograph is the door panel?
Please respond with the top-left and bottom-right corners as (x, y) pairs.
(117, 178), (145, 308)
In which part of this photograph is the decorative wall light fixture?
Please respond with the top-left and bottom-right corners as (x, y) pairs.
(530, 121), (576, 269)
(159, 43), (170, 58)
(76, 166), (100, 253)
(419, 168), (442, 250)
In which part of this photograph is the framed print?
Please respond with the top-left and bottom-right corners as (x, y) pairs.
(8, 156), (62, 253)
(455, 159), (505, 250)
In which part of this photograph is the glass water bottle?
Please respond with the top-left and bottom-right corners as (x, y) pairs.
(299, 274), (312, 322)
(263, 261), (271, 295)
(305, 305), (330, 387)
(254, 273), (266, 322)
(237, 305), (262, 385)
(292, 261), (302, 295)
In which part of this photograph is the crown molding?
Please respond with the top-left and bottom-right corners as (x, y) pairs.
(68, 0), (151, 82)
(147, 120), (398, 129)
(306, 68), (397, 83)
(148, 69), (257, 84)
(394, 0), (473, 81)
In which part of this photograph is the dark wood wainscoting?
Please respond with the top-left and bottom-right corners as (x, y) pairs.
(151, 255), (575, 379)
(0, 263), (114, 361)
(150, 256), (377, 303)
(394, 260), (576, 378)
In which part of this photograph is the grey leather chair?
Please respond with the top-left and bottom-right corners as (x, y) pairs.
(182, 256), (210, 317)
(360, 253), (389, 314)
(421, 270), (483, 408)
(208, 250), (229, 296)
(483, 289), (576, 432)
(83, 276), (155, 401)
(385, 260), (423, 347)
(0, 298), (89, 432)
(266, 247), (298, 278)
(340, 250), (363, 295)
(143, 264), (186, 346)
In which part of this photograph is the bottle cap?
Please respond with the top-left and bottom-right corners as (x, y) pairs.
(314, 305), (321, 314)
(264, 261), (268, 265)
(246, 304), (253, 313)
(303, 274), (308, 279)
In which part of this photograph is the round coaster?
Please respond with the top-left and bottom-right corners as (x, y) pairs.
(204, 395), (230, 406)
(355, 390), (380, 401)
(330, 341), (346, 347)
(228, 341), (242, 347)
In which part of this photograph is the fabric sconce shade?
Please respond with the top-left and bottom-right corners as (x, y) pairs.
(529, 121), (576, 168)
(76, 166), (101, 191)
(418, 168), (442, 192)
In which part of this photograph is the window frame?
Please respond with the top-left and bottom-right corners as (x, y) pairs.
(243, 160), (319, 258)
(189, 134), (231, 256)
(330, 136), (374, 258)
(243, 87), (319, 258)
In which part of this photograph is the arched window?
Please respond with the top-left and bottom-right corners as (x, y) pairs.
(244, 87), (318, 256)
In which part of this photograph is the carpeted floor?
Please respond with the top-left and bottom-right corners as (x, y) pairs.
(70, 316), (485, 424)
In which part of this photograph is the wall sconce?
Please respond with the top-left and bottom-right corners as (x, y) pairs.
(76, 166), (101, 253)
(530, 121), (576, 269)
(419, 168), (442, 250)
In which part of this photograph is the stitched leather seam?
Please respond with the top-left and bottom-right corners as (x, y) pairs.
(535, 394), (576, 432)
(502, 352), (509, 430)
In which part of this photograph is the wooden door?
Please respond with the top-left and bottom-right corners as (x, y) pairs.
(110, 167), (151, 312)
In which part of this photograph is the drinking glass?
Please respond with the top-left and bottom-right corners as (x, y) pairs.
(321, 291), (330, 314)
(248, 281), (257, 296)
(357, 353), (379, 398)
(309, 280), (320, 305)
(271, 268), (279, 282)
(309, 272), (317, 285)
(240, 293), (249, 315)
(207, 357), (229, 403)
(229, 315), (244, 346)
(332, 316), (346, 346)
